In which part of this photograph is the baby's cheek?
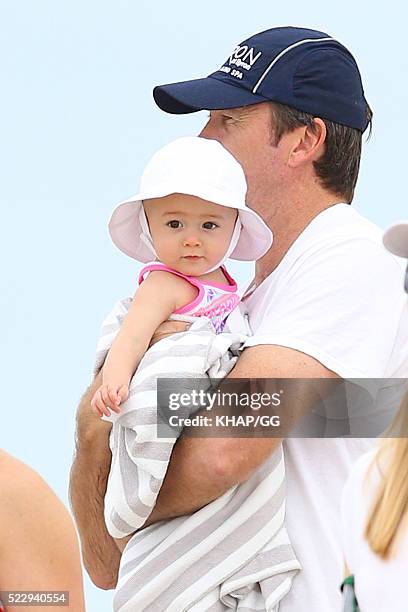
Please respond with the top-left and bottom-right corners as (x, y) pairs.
(214, 237), (230, 256)
(155, 241), (173, 260)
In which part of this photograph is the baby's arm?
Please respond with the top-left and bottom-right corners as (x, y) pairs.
(91, 271), (197, 416)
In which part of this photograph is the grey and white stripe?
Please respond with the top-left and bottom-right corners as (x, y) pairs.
(94, 299), (300, 611)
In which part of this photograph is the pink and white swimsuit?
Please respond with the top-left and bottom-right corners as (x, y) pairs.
(138, 262), (240, 333)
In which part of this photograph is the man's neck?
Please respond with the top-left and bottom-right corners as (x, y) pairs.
(255, 194), (345, 285)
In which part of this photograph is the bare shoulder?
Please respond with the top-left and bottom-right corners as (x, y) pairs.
(138, 270), (198, 310)
(0, 451), (59, 544)
(0, 450), (85, 605)
(0, 450), (42, 487)
(0, 450), (77, 547)
(0, 451), (54, 512)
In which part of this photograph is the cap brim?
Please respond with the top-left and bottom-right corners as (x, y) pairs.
(153, 76), (269, 115)
(383, 222), (408, 258)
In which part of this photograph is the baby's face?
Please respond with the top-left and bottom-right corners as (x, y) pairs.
(143, 194), (237, 275)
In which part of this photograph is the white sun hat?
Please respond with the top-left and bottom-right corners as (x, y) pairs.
(108, 136), (273, 263)
(383, 221), (408, 258)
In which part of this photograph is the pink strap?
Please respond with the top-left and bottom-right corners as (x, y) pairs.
(219, 266), (236, 288)
(138, 262), (238, 315)
(139, 263), (236, 290)
(138, 262), (204, 314)
(138, 262), (202, 290)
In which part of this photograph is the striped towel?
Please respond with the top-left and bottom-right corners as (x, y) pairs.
(95, 298), (301, 611)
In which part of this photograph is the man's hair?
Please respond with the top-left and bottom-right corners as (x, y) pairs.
(269, 102), (373, 203)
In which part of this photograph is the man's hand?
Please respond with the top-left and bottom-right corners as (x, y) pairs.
(150, 320), (190, 346)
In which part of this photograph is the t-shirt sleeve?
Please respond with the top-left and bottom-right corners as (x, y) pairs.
(244, 237), (404, 378)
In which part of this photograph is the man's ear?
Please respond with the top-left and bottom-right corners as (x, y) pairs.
(288, 118), (326, 168)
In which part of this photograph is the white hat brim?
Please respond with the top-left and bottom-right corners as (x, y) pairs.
(233, 209), (273, 260)
(109, 192), (273, 263)
(383, 222), (408, 258)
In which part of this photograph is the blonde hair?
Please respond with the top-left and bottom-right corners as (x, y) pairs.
(364, 391), (408, 559)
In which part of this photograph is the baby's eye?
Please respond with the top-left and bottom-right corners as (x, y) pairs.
(202, 221), (218, 230)
(167, 220), (182, 229)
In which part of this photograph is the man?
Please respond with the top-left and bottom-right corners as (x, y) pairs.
(70, 27), (408, 609)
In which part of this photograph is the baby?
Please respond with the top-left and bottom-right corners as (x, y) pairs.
(91, 137), (272, 417)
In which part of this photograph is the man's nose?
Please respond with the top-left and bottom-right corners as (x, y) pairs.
(199, 115), (219, 139)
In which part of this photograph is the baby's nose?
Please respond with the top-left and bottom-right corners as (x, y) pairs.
(183, 235), (201, 247)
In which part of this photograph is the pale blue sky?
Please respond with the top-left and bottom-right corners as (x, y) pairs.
(1, 1), (407, 610)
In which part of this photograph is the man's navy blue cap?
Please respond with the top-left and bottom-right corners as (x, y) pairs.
(153, 27), (370, 132)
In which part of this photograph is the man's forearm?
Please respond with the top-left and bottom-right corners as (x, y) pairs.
(138, 345), (340, 529)
(113, 433), (253, 553)
(141, 433), (255, 528)
(69, 376), (121, 590)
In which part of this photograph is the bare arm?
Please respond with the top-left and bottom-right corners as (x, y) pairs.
(70, 274), (195, 587)
(0, 451), (85, 611)
(71, 340), (338, 578)
(93, 272), (197, 415)
(69, 372), (121, 590)
(106, 344), (340, 556)
(136, 344), (340, 530)
(102, 272), (188, 381)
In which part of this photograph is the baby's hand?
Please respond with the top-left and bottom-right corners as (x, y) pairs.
(91, 383), (129, 418)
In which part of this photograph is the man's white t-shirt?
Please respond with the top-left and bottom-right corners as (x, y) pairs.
(341, 448), (408, 612)
(240, 204), (408, 611)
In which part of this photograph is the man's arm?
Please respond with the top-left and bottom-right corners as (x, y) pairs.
(69, 371), (121, 590)
(71, 343), (338, 575)
(69, 320), (193, 583)
(140, 344), (339, 529)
